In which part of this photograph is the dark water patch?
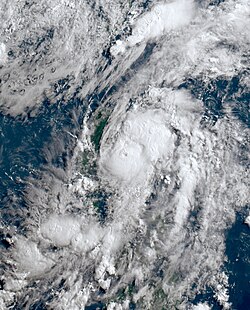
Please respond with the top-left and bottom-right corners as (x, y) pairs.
(116, 280), (137, 301)
(98, 287), (106, 296)
(178, 77), (224, 125)
(11, 272), (68, 309)
(0, 232), (12, 249)
(12, 298), (47, 310)
(187, 209), (202, 233)
(0, 279), (4, 290)
(18, 28), (54, 64)
(191, 209), (250, 309)
(87, 190), (110, 223)
(0, 113), (49, 194)
(102, 47), (113, 66)
(85, 302), (107, 310)
(93, 199), (108, 223)
(123, 25), (132, 37)
(139, 0), (153, 10)
(196, 0), (225, 7)
(145, 192), (157, 205)
(52, 76), (72, 96)
(225, 210), (250, 310)
(130, 42), (156, 71)
(191, 286), (223, 309)
(230, 89), (250, 127)
(237, 141), (249, 169)
(216, 41), (238, 54)
(35, 28), (55, 51)
(0, 97), (83, 190)
(116, 287), (127, 301)
(7, 49), (16, 61)
(0, 95), (86, 231)
(225, 73), (249, 127)
(208, 0), (225, 6)
(152, 258), (166, 279)
(29, 300), (47, 310)
(178, 73), (250, 127)
(89, 87), (109, 113)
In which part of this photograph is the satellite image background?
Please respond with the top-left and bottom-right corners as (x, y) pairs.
(0, 0), (249, 309)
